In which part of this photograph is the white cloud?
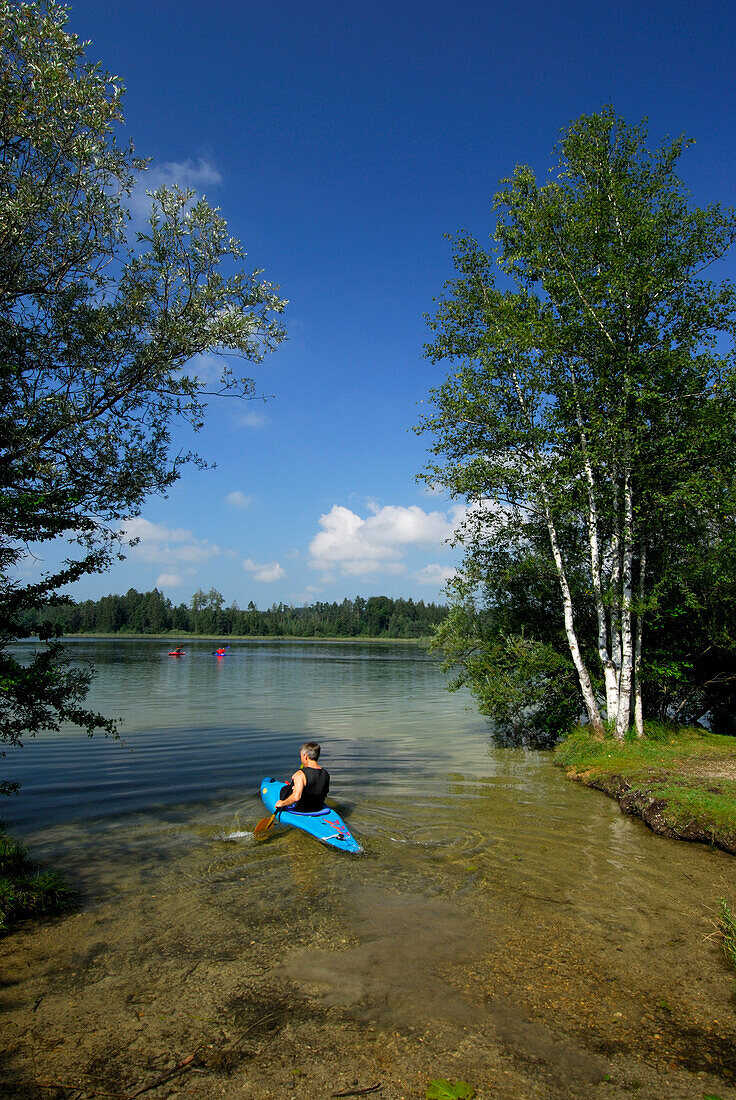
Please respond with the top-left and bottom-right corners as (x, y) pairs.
(123, 517), (221, 566)
(308, 503), (457, 578)
(156, 572), (184, 588)
(243, 558), (286, 583)
(185, 352), (224, 385)
(155, 158), (223, 189)
(412, 564), (457, 586)
(127, 157), (223, 227)
(226, 491), (253, 510)
(288, 584), (323, 604)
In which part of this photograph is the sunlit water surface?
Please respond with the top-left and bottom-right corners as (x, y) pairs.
(5, 639), (736, 1097)
(6, 639), (734, 917)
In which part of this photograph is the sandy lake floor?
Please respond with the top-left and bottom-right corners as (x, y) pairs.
(3, 794), (736, 1100)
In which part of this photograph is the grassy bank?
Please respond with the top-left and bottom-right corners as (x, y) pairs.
(0, 826), (71, 933)
(554, 723), (736, 855)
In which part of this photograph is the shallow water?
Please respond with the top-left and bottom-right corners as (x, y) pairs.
(4, 639), (736, 1098)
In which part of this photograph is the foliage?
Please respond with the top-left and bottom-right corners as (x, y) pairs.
(0, 1), (286, 755)
(641, 526), (736, 730)
(19, 588), (448, 639)
(426, 1081), (475, 1100)
(0, 826), (71, 932)
(420, 106), (736, 740)
(431, 604), (579, 747)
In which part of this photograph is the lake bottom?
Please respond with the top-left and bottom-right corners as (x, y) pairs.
(3, 766), (736, 1100)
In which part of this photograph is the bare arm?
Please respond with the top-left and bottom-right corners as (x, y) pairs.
(275, 770), (306, 809)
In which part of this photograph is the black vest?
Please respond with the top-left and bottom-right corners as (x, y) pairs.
(296, 766), (330, 812)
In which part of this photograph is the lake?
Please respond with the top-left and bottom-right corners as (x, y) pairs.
(6, 637), (496, 834)
(3, 638), (736, 1099)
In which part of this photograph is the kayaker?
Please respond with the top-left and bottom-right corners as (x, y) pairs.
(275, 742), (330, 813)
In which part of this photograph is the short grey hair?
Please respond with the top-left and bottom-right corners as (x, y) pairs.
(301, 741), (321, 761)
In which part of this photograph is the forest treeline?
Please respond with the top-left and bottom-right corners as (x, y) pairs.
(20, 588), (448, 639)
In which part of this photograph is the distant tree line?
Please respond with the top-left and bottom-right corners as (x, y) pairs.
(20, 587), (448, 639)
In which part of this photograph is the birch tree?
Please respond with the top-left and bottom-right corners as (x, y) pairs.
(420, 108), (736, 739)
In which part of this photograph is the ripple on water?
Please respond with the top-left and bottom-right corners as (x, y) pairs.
(9, 639), (736, 1097)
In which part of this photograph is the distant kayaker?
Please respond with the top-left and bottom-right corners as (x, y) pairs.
(275, 742), (330, 813)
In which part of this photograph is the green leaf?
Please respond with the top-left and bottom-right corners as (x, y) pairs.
(426, 1080), (476, 1099)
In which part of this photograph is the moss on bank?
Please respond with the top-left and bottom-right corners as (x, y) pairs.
(0, 826), (71, 932)
(554, 724), (736, 855)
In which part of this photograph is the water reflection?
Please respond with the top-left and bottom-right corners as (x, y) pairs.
(5, 639), (736, 1098)
(5, 639), (492, 832)
(7, 639), (735, 942)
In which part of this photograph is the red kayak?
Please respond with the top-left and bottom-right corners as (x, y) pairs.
(168, 649), (185, 656)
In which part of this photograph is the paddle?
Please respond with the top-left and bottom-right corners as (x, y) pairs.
(253, 812), (277, 838)
(255, 765), (303, 838)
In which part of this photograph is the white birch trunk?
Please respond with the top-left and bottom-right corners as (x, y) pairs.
(574, 392), (619, 724)
(541, 491), (605, 734)
(506, 359), (604, 735)
(633, 541), (647, 738)
(614, 470), (634, 739)
(609, 498), (622, 725)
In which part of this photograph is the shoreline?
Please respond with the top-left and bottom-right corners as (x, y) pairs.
(22, 633), (432, 644)
(564, 768), (736, 855)
(554, 725), (736, 857)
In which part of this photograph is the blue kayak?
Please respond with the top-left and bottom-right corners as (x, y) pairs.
(259, 777), (362, 854)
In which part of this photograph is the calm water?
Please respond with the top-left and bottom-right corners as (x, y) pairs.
(5, 638), (494, 834)
(5, 639), (736, 1097)
(7, 636), (734, 934)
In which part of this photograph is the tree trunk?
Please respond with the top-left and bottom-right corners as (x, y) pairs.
(575, 391), (619, 724)
(509, 360), (603, 735)
(633, 541), (647, 738)
(614, 470), (634, 739)
(542, 492), (605, 735)
(608, 494), (622, 726)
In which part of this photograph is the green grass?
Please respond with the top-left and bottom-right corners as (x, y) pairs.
(554, 723), (736, 847)
(718, 897), (736, 974)
(0, 826), (71, 933)
(555, 722), (736, 771)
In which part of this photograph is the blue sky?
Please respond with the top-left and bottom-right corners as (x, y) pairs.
(30, 0), (736, 609)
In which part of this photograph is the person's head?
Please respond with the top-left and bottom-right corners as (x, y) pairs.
(300, 741), (321, 762)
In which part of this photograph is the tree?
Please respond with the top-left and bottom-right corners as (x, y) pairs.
(420, 107), (736, 740)
(429, 537), (583, 746)
(0, 0), (286, 769)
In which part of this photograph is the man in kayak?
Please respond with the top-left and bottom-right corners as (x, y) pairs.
(275, 742), (330, 813)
